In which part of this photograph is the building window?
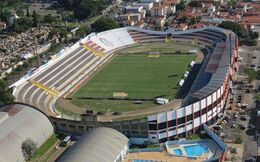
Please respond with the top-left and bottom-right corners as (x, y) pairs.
(78, 126), (84, 130)
(177, 117), (185, 125)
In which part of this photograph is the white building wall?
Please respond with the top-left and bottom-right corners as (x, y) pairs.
(167, 109), (176, 121)
(185, 105), (192, 115)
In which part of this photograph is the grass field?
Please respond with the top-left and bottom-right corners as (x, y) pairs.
(71, 53), (196, 112)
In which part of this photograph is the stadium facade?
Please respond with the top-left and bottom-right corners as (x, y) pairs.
(13, 26), (238, 144)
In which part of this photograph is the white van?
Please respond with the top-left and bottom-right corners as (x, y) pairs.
(61, 136), (71, 146)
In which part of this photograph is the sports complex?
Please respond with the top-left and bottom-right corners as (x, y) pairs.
(11, 26), (238, 146)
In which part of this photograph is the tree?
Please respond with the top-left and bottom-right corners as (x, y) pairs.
(21, 138), (37, 160)
(244, 67), (256, 83)
(218, 21), (244, 38)
(178, 16), (188, 23)
(43, 14), (59, 24)
(26, 7), (30, 17)
(16, 7), (24, 17)
(0, 79), (14, 106)
(91, 16), (119, 32)
(73, 0), (107, 20)
(57, 0), (80, 10)
(7, 0), (20, 7)
(213, 1), (221, 8)
(13, 16), (32, 33)
(227, 0), (236, 8)
(76, 25), (91, 37)
(176, 0), (185, 11)
(59, 28), (69, 42)
(0, 9), (12, 24)
(256, 70), (260, 80)
(218, 21), (258, 46)
(230, 147), (237, 161)
(254, 93), (260, 102)
(190, 17), (197, 25)
(48, 27), (60, 39)
(188, 1), (202, 7)
(32, 10), (39, 27)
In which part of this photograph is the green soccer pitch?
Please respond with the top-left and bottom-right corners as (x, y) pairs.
(71, 52), (197, 112)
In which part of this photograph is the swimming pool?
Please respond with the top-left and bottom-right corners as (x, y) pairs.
(173, 148), (183, 156)
(183, 144), (209, 157)
(132, 160), (159, 162)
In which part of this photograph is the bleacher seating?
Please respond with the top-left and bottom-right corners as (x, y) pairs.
(87, 28), (135, 52)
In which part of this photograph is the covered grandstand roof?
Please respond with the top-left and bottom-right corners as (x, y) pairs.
(57, 127), (129, 162)
(181, 28), (236, 103)
(0, 103), (54, 162)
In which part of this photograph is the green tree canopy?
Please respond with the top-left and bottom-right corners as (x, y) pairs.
(91, 16), (119, 32)
(218, 21), (244, 38)
(43, 14), (59, 24)
(176, 0), (185, 11)
(13, 16), (32, 33)
(218, 21), (258, 46)
(48, 27), (61, 39)
(227, 0), (236, 8)
(0, 79), (14, 106)
(0, 9), (12, 23)
(32, 10), (40, 27)
(178, 16), (188, 23)
(57, 0), (80, 10)
(76, 25), (91, 37)
(73, 0), (107, 20)
(188, 1), (202, 7)
(244, 67), (256, 83)
(21, 138), (37, 160)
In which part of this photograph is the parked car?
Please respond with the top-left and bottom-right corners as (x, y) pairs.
(233, 114), (238, 120)
(240, 116), (248, 121)
(219, 132), (225, 137)
(245, 89), (251, 93)
(213, 125), (223, 130)
(61, 136), (71, 147)
(223, 116), (230, 121)
(231, 123), (237, 129)
(239, 123), (246, 130)
(248, 124), (255, 129)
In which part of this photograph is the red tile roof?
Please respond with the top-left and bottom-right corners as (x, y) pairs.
(242, 16), (260, 25)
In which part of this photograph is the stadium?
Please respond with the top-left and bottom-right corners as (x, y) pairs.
(12, 26), (238, 144)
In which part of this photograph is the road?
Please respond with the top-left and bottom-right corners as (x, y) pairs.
(239, 47), (260, 161)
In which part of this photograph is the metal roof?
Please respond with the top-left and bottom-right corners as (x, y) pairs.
(188, 29), (236, 100)
(57, 127), (129, 162)
(0, 103), (54, 162)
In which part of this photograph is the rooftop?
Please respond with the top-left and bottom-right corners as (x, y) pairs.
(57, 127), (129, 162)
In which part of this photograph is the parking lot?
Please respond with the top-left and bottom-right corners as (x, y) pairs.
(209, 47), (259, 161)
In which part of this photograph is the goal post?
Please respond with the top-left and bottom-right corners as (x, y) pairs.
(148, 51), (160, 58)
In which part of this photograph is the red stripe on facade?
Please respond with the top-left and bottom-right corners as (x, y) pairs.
(216, 90), (218, 115)
(156, 114), (159, 143)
